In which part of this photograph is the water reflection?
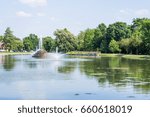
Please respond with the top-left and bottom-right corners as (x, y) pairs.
(0, 55), (150, 99)
(58, 61), (77, 73)
(79, 57), (150, 94)
(0, 55), (16, 71)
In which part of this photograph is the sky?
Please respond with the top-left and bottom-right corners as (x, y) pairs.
(0, 0), (150, 39)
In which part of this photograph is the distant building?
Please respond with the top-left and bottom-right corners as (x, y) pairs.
(0, 42), (5, 51)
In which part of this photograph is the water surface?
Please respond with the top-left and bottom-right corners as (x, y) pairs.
(0, 54), (150, 100)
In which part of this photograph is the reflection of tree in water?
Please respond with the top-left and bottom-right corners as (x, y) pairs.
(2, 55), (16, 71)
(57, 61), (77, 74)
(79, 57), (128, 86)
(79, 57), (150, 93)
(26, 61), (37, 68)
(122, 58), (150, 93)
(134, 83), (150, 94)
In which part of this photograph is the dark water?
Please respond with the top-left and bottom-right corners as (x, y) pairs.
(0, 54), (150, 100)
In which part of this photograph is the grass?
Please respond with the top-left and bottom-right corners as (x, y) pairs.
(68, 51), (150, 60)
(122, 55), (150, 60)
(67, 51), (101, 56)
(101, 53), (150, 60)
(100, 53), (122, 57)
(0, 52), (32, 55)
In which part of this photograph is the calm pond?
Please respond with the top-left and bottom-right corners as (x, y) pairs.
(0, 54), (150, 100)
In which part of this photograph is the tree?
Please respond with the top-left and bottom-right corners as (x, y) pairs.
(131, 18), (148, 32)
(54, 28), (77, 52)
(29, 34), (39, 50)
(3, 27), (15, 51)
(141, 19), (150, 54)
(77, 31), (85, 51)
(131, 18), (150, 54)
(93, 23), (107, 51)
(23, 38), (33, 52)
(129, 33), (142, 54)
(119, 38), (130, 54)
(109, 39), (120, 53)
(100, 39), (108, 53)
(0, 36), (3, 41)
(43, 36), (55, 52)
(83, 28), (95, 51)
(106, 22), (131, 41)
(23, 34), (39, 51)
(12, 39), (23, 52)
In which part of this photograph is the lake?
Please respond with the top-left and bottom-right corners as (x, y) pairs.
(0, 54), (150, 100)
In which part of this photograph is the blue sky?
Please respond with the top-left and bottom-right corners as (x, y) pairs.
(0, 0), (150, 38)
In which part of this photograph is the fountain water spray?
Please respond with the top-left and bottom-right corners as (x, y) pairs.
(32, 37), (47, 58)
(39, 37), (43, 50)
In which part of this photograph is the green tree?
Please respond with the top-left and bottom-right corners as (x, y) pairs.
(93, 23), (107, 51)
(23, 34), (39, 51)
(54, 28), (77, 52)
(119, 38), (130, 54)
(141, 19), (150, 54)
(0, 36), (3, 41)
(3, 27), (15, 51)
(130, 18), (150, 54)
(109, 39), (120, 53)
(83, 29), (95, 51)
(23, 38), (33, 52)
(12, 39), (24, 52)
(131, 18), (148, 32)
(106, 22), (131, 41)
(129, 33), (142, 54)
(100, 39), (108, 53)
(77, 31), (85, 51)
(43, 36), (55, 52)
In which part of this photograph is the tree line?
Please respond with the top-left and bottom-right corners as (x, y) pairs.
(0, 18), (150, 54)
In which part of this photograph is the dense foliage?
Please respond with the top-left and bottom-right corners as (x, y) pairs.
(54, 28), (77, 52)
(0, 18), (150, 54)
(23, 34), (39, 52)
(43, 36), (55, 52)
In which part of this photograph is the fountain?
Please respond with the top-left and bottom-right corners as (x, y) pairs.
(32, 38), (47, 58)
(32, 38), (64, 59)
(48, 47), (64, 60)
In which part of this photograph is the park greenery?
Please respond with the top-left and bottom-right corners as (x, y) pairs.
(0, 18), (150, 55)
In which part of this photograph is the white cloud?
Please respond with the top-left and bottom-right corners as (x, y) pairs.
(116, 8), (150, 22)
(119, 9), (149, 17)
(135, 9), (149, 17)
(119, 9), (133, 15)
(37, 12), (46, 17)
(19, 0), (47, 7)
(16, 11), (32, 17)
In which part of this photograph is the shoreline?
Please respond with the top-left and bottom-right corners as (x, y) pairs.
(0, 52), (32, 55)
(99, 53), (150, 60)
(67, 51), (150, 60)
(1, 52), (150, 60)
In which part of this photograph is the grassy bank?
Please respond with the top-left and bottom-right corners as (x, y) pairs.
(100, 53), (122, 57)
(122, 55), (150, 60)
(101, 53), (150, 60)
(67, 51), (150, 60)
(67, 51), (101, 57)
(0, 52), (32, 55)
